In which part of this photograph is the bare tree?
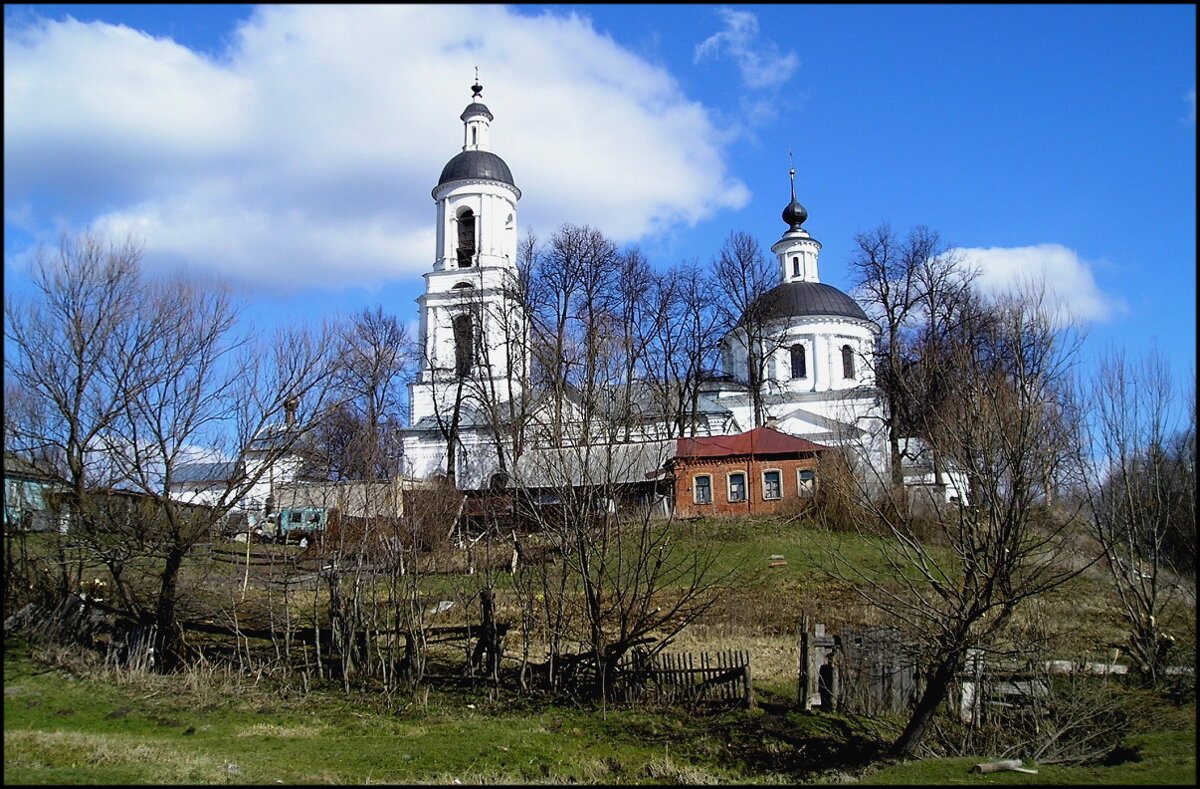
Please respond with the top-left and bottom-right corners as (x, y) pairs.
(815, 282), (1093, 758)
(5, 232), (342, 671)
(4, 233), (159, 600)
(710, 230), (781, 427)
(639, 263), (723, 439)
(317, 306), (413, 480)
(1082, 349), (1195, 684)
(512, 445), (731, 702)
(846, 224), (977, 488)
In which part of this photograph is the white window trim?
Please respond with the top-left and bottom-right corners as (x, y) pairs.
(761, 468), (783, 501)
(693, 474), (713, 505)
(727, 471), (747, 503)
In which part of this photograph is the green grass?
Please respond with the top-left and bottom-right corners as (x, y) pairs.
(6, 634), (1194, 785)
(2, 636), (782, 784)
(6, 519), (1195, 784)
(855, 731), (1197, 785)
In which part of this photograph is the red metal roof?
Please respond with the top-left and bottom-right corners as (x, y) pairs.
(673, 427), (828, 459)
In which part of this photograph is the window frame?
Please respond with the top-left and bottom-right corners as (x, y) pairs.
(456, 207), (476, 268)
(693, 474), (713, 505)
(727, 471), (747, 503)
(797, 468), (816, 496)
(761, 468), (783, 501)
(790, 343), (807, 379)
(841, 343), (856, 379)
(452, 313), (475, 377)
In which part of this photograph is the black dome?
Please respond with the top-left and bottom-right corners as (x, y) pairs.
(782, 199), (808, 227)
(460, 102), (493, 121)
(437, 150), (516, 188)
(751, 281), (869, 322)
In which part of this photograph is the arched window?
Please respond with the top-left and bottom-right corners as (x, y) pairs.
(471, 127), (477, 146)
(456, 209), (476, 268)
(790, 344), (807, 379)
(841, 344), (855, 379)
(453, 314), (474, 377)
(452, 281), (474, 290)
(792, 256), (800, 277)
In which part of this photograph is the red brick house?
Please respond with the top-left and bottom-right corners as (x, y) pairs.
(668, 427), (828, 518)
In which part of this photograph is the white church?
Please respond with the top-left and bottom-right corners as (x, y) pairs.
(398, 81), (911, 498)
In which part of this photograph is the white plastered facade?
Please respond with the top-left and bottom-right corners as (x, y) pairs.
(401, 88), (889, 488)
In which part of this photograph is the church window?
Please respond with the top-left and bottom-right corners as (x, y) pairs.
(790, 344), (807, 379)
(471, 127), (477, 146)
(693, 474), (712, 505)
(453, 314), (474, 377)
(762, 469), (782, 500)
(798, 468), (816, 495)
(842, 344), (855, 379)
(457, 209), (476, 268)
(452, 282), (474, 290)
(792, 256), (800, 277)
(728, 472), (746, 502)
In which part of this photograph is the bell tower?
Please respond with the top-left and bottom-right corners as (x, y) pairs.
(409, 79), (528, 430)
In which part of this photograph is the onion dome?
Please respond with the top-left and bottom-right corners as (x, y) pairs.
(782, 167), (807, 229)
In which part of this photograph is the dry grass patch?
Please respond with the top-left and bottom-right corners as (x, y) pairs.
(234, 722), (327, 738)
(4, 729), (226, 781)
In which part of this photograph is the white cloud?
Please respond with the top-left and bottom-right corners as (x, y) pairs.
(694, 7), (799, 89)
(953, 244), (1125, 324)
(4, 6), (748, 292)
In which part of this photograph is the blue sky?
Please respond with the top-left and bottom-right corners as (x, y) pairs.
(5, 4), (1196, 393)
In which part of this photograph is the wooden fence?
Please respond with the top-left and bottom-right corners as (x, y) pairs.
(798, 616), (920, 715)
(617, 649), (752, 707)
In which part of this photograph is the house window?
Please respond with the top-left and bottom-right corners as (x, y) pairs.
(798, 468), (816, 495)
(790, 344), (807, 379)
(457, 208), (476, 267)
(453, 314), (474, 377)
(693, 475), (713, 505)
(842, 344), (855, 379)
(289, 512), (302, 524)
(728, 472), (746, 502)
(763, 469), (782, 500)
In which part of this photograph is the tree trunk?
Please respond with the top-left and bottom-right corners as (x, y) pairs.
(154, 546), (187, 672)
(889, 655), (960, 758)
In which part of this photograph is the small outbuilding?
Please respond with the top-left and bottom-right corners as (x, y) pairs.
(667, 427), (828, 518)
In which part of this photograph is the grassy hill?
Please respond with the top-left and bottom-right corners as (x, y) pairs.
(3, 515), (1195, 784)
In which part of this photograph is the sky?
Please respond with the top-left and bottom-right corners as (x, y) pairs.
(4, 4), (1197, 400)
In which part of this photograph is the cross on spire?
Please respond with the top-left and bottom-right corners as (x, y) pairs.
(788, 150), (797, 202)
